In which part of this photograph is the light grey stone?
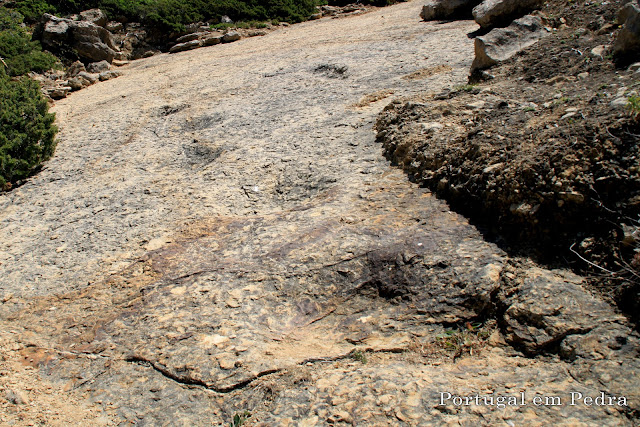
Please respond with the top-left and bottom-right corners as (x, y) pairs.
(473, 0), (545, 29)
(471, 15), (549, 71)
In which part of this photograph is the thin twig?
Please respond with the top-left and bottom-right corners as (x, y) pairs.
(569, 243), (617, 275)
(605, 126), (620, 140)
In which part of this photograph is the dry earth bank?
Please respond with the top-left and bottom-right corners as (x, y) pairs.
(376, 0), (640, 325)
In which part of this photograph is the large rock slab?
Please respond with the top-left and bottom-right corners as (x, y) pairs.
(169, 39), (203, 53)
(39, 13), (119, 63)
(472, 0), (544, 29)
(613, 0), (640, 65)
(420, 0), (481, 20)
(471, 14), (548, 71)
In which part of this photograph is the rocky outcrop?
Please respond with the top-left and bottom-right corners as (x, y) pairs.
(39, 13), (119, 63)
(420, 0), (480, 20)
(86, 60), (110, 73)
(613, 0), (640, 65)
(499, 268), (627, 355)
(472, 0), (544, 29)
(471, 14), (548, 71)
(79, 9), (108, 27)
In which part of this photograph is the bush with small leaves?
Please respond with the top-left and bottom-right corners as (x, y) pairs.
(0, 7), (57, 76)
(0, 68), (57, 190)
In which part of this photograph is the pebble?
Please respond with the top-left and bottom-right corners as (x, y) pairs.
(6, 389), (29, 405)
(610, 97), (629, 108)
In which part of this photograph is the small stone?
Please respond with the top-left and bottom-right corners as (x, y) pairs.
(577, 72), (589, 79)
(99, 70), (122, 81)
(591, 45), (607, 57)
(466, 100), (486, 109)
(610, 97), (629, 109)
(329, 411), (352, 423)
(225, 297), (240, 308)
(218, 358), (236, 370)
(420, 122), (444, 133)
(6, 389), (29, 405)
(377, 394), (393, 405)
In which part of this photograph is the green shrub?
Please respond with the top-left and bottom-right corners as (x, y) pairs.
(6, 0), (56, 22)
(0, 68), (57, 189)
(628, 95), (640, 121)
(0, 6), (58, 190)
(0, 8), (57, 76)
(8, 0), (320, 31)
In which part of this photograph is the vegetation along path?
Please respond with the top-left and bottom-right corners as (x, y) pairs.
(0, 0), (638, 425)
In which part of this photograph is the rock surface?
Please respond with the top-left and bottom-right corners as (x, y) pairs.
(86, 60), (111, 73)
(79, 9), (108, 27)
(39, 13), (119, 63)
(1, 1), (638, 425)
(169, 39), (203, 53)
(472, 0), (545, 29)
(471, 14), (548, 71)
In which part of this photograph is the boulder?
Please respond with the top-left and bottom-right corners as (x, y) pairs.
(47, 86), (72, 99)
(472, 0), (544, 29)
(420, 0), (480, 20)
(203, 35), (223, 46)
(470, 14), (548, 72)
(39, 14), (119, 63)
(79, 9), (108, 27)
(175, 32), (205, 43)
(613, 1), (640, 65)
(169, 40), (203, 53)
(499, 267), (626, 355)
(222, 31), (241, 43)
(77, 71), (99, 84)
(86, 60), (110, 73)
(65, 60), (86, 78)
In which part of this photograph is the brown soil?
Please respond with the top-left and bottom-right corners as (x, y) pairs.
(376, 0), (640, 325)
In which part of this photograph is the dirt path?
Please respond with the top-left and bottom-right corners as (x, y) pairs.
(0, 1), (638, 425)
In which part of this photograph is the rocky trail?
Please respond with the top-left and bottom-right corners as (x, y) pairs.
(0, 1), (638, 425)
